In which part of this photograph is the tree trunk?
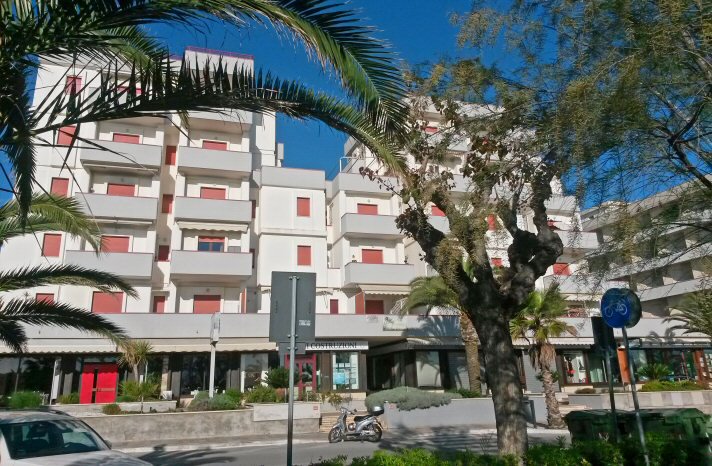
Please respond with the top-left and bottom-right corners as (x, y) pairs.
(459, 314), (481, 393)
(540, 366), (565, 428)
(476, 312), (528, 456)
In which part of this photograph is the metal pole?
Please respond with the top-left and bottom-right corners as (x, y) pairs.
(603, 347), (619, 442)
(622, 327), (649, 466)
(208, 342), (216, 398)
(287, 276), (298, 466)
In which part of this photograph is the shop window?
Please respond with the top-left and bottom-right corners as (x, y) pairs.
(50, 177), (69, 197)
(193, 295), (220, 314)
(200, 187), (226, 199)
(180, 353), (230, 395)
(56, 126), (77, 146)
(297, 245), (312, 266)
(152, 296), (166, 314)
(561, 351), (588, 384)
(197, 236), (224, 252)
(100, 235), (129, 253)
(107, 183), (135, 196)
(416, 351), (442, 388)
(296, 197), (311, 217)
(361, 249), (383, 264)
(330, 299), (339, 315)
(42, 234), (61, 257)
(431, 205), (445, 217)
(332, 352), (359, 390)
(162, 194), (173, 213)
(365, 300), (384, 315)
(64, 76), (82, 95)
(587, 352), (607, 384)
(202, 140), (228, 150)
(91, 292), (123, 314)
(357, 203), (378, 215)
(35, 293), (54, 304)
(447, 352), (470, 390)
(241, 353), (268, 391)
(112, 133), (140, 144)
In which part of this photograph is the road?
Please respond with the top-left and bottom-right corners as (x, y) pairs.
(130, 428), (568, 466)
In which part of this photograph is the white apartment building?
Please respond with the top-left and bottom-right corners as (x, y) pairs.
(0, 49), (709, 404)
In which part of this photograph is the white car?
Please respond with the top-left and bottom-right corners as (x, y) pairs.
(0, 411), (151, 465)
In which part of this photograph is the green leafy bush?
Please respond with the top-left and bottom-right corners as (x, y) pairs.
(187, 391), (240, 411)
(525, 444), (586, 465)
(572, 440), (625, 465)
(321, 391), (344, 409)
(245, 385), (278, 403)
(365, 387), (461, 412)
(264, 367), (290, 389)
(574, 387), (597, 394)
(102, 403), (122, 415)
(317, 449), (516, 466)
(119, 377), (160, 401)
(8, 391), (43, 409)
(637, 363), (672, 381)
(224, 388), (243, 406)
(640, 380), (704, 392)
(58, 392), (79, 404)
(452, 388), (482, 398)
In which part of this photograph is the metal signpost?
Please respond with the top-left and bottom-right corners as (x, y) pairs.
(208, 312), (221, 398)
(591, 316), (619, 442)
(601, 288), (647, 466)
(269, 272), (316, 466)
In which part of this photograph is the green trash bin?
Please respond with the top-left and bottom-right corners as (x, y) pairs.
(565, 409), (628, 442)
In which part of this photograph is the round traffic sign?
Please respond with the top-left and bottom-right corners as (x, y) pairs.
(600, 288), (642, 328)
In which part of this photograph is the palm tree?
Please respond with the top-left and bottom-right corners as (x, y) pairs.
(509, 285), (577, 428)
(1, 1), (408, 219)
(664, 289), (712, 339)
(118, 340), (153, 382)
(405, 275), (481, 392)
(0, 194), (132, 352)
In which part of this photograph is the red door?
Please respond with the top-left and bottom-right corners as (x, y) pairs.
(285, 354), (317, 393)
(79, 363), (118, 404)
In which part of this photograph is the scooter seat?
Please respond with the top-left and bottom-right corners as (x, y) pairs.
(353, 415), (370, 423)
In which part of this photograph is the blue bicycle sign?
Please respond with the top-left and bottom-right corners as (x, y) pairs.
(600, 288), (642, 328)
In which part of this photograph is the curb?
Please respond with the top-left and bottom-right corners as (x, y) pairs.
(118, 437), (326, 454)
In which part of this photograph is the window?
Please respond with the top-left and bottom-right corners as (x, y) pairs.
(197, 236), (224, 252)
(165, 146), (177, 165)
(416, 351), (442, 388)
(330, 299), (339, 315)
(152, 296), (166, 314)
(91, 292), (123, 314)
(487, 214), (497, 230)
(241, 353), (268, 391)
(157, 245), (170, 262)
(431, 205), (445, 217)
(251, 200), (256, 219)
(56, 126), (77, 146)
(296, 197), (311, 217)
(200, 187), (226, 200)
(41, 234), (61, 257)
(357, 203), (378, 215)
(332, 352), (359, 390)
(447, 352), (470, 390)
(181, 353), (230, 395)
(560, 351), (588, 384)
(112, 133), (140, 144)
(118, 85), (142, 95)
(553, 263), (571, 276)
(64, 76), (82, 95)
(100, 235), (129, 253)
(50, 178), (69, 197)
(250, 248), (255, 268)
(365, 300), (384, 315)
(162, 194), (173, 213)
(491, 257), (503, 267)
(361, 249), (383, 264)
(35, 293), (54, 304)
(202, 140), (228, 150)
(297, 245), (312, 266)
(193, 295), (220, 314)
(106, 183), (135, 196)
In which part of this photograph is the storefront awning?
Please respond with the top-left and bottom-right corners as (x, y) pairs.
(512, 337), (595, 348)
(359, 285), (411, 295)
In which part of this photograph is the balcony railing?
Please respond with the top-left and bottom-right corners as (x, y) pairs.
(177, 146), (252, 177)
(65, 251), (153, 280)
(343, 262), (415, 287)
(173, 197), (251, 225)
(170, 250), (252, 282)
(78, 140), (162, 171)
(340, 213), (402, 239)
(77, 193), (158, 223)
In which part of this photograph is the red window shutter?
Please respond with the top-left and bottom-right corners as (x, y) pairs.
(424, 126), (438, 134)
(36, 293), (54, 304)
(547, 219), (560, 230)
(355, 293), (365, 315)
(118, 85), (142, 96)
(193, 295), (221, 314)
(362, 249), (383, 264)
(297, 245), (312, 266)
(92, 292), (123, 314)
(57, 126), (77, 146)
(162, 194), (173, 213)
(296, 197), (311, 217)
(152, 296), (166, 314)
(101, 235), (130, 253)
(65, 76), (82, 95)
(487, 214), (497, 230)
(165, 146), (177, 165)
(431, 205), (445, 217)
(553, 263), (571, 276)
(50, 178), (69, 197)
(357, 203), (379, 215)
(365, 300), (385, 315)
(200, 187), (226, 199)
(250, 248), (255, 268)
(112, 133), (140, 144)
(107, 183), (135, 196)
(491, 257), (503, 267)
(330, 299), (339, 315)
(251, 200), (256, 219)
(42, 234), (61, 257)
(157, 245), (170, 262)
(202, 140), (228, 150)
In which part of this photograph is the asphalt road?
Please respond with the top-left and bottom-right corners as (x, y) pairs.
(131, 428), (568, 466)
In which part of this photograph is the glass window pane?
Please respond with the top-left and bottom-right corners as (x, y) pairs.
(447, 352), (470, 390)
(332, 352), (359, 390)
(197, 242), (210, 251)
(242, 353), (268, 391)
(587, 352), (606, 383)
(561, 351), (587, 384)
(416, 351), (442, 388)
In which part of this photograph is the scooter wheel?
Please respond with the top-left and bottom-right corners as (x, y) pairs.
(328, 426), (344, 443)
(368, 424), (382, 442)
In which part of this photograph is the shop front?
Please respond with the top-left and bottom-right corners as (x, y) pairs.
(295, 341), (369, 393)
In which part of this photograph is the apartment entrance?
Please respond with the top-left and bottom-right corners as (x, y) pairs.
(285, 354), (317, 393)
(79, 363), (118, 404)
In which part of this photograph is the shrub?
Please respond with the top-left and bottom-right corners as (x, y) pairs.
(453, 388), (482, 398)
(640, 380), (704, 392)
(574, 387), (597, 394)
(364, 387), (461, 412)
(116, 394), (137, 402)
(102, 403), (122, 415)
(119, 377), (160, 400)
(321, 391), (344, 410)
(573, 440), (625, 465)
(264, 367), (290, 389)
(8, 391), (43, 409)
(320, 449), (516, 466)
(224, 388), (243, 406)
(58, 392), (79, 404)
(245, 385), (278, 403)
(188, 391), (240, 411)
(637, 363), (672, 381)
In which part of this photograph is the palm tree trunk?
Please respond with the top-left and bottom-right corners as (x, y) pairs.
(540, 366), (565, 428)
(459, 314), (481, 392)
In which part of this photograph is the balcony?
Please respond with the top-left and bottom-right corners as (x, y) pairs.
(170, 250), (252, 283)
(173, 197), (251, 226)
(638, 277), (706, 302)
(343, 262), (415, 287)
(177, 146), (252, 178)
(316, 314), (461, 340)
(65, 251), (153, 280)
(545, 195), (577, 214)
(555, 230), (598, 251)
(188, 109), (254, 126)
(331, 172), (399, 195)
(340, 214), (402, 239)
(542, 274), (626, 296)
(78, 193), (158, 223)
(78, 140), (162, 172)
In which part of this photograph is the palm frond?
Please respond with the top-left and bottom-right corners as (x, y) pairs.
(0, 264), (137, 298)
(405, 275), (460, 314)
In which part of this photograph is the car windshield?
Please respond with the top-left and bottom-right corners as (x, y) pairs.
(0, 419), (108, 459)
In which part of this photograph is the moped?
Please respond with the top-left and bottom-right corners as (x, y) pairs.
(328, 406), (383, 442)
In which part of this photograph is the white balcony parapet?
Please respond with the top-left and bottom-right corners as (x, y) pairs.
(188, 109), (254, 126)
(555, 229), (598, 250)
(638, 277), (706, 302)
(173, 197), (251, 225)
(78, 193), (158, 223)
(316, 314), (461, 339)
(65, 251), (153, 280)
(331, 172), (399, 195)
(607, 245), (712, 280)
(545, 195), (577, 214)
(177, 146), (252, 177)
(542, 274), (627, 296)
(340, 214), (402, 239)
(344, 262), (416, 287)
(171, 250), (252, 282)
(78, 140), (162, 171)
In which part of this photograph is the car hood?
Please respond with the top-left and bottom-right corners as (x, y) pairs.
(9, 450), (151, 466)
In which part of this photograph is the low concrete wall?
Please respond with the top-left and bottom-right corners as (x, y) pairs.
(55, 401), (177, 416)
(569, 390), (712, 414)
(80, 409), (319, 445)
(382, 396), (547, 429)
(252, 402), (320, 421)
